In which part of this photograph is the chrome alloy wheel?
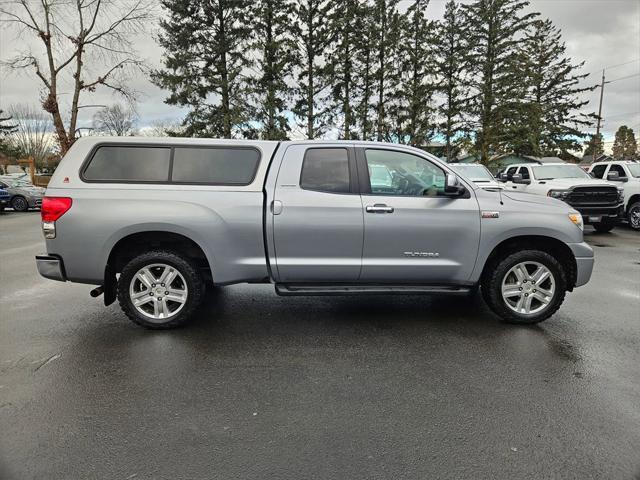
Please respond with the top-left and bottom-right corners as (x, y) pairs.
(129, 263), (188, 321)
(501, 261), (555, 315)
(630, 204), (640, 230)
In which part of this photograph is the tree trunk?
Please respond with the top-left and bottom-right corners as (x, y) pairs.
(217, 4), (232, 138)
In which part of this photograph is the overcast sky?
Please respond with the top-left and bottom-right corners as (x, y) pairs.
(1, 0), (639, 150)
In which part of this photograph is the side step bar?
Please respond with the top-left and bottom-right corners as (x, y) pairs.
(275, 284), (471, 296)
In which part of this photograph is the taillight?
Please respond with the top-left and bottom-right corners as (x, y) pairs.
(41, 197), (72, 222)
(41, 197), (72, 239)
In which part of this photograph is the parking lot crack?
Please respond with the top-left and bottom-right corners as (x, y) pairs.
(33, 354), (61, 373)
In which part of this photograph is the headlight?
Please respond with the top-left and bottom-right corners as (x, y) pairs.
(568, 212), (583, 231)
(617, 187), (624, 203)
(548, 189), (571, 200)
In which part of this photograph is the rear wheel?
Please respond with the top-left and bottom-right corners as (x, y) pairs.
(10, 196), (28, 212)
(117, 250), (205, 329)
(593, 220), (615, 233)
(627, 201), (640, 230)
(481, 250), (566, 324)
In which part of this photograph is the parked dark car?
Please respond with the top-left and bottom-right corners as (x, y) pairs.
(0, 176), (45, 212)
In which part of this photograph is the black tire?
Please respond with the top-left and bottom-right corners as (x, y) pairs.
(117, 250), (205, 329)
(627, 201), (640, 231)
(10, 196), (28, 212)
(592, 221), (615, 233)
(481, 249), (567, 325)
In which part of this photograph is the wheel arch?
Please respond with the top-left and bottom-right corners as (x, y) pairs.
(626, 193), (640, 212)
(480, 235), (577, 291)
(106, 229), (213, 275)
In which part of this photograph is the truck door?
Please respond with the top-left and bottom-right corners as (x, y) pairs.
(357, 147), (480, 284)
(271, 145), (364, 282)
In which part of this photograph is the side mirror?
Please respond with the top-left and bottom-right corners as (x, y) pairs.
(498, 173), (509, 182)
(607, 171), (627, 182)
(511, 173), (531, 185)
(442, 173), (467, 197)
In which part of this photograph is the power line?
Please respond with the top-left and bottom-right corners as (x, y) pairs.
(606, 73), (640, 83)
(584, 58), (640, 77)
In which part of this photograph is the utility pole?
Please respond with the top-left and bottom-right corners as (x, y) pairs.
(594, 70), (606, 158)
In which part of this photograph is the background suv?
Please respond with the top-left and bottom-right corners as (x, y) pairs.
(588, 161), (640, 230)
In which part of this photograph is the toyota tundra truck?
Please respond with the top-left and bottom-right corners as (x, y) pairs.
(36, 138), (594, 329)
(499, 162), (624, 233)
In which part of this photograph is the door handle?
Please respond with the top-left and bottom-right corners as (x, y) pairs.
(366, 204), (394, 214)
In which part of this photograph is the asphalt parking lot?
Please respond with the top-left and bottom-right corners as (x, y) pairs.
(0, 211), (639, 479)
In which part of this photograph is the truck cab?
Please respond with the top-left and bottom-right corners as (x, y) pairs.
(588, 161), (640, 230)
(499, 163), (624, 233)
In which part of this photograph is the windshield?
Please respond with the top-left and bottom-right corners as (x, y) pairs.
(450, 164), (494, 181)
(532, 164), (590, 180)
(627, 163), (640, 177)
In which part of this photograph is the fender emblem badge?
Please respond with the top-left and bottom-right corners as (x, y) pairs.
(482, 211), (500, 219)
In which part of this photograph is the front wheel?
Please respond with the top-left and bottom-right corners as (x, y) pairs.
(117, 250), (205, 329)
(627, 201), (640, 230)
(10, 196), (28, 212)
(481, 250), (567, 324)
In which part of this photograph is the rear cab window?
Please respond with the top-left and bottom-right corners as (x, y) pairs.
(81, 145), (261, 185)
(300, 148), (351, 193)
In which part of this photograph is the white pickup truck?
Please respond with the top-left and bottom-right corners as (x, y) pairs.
(588, 161), (640, 230)
(499, 163), (624, 233)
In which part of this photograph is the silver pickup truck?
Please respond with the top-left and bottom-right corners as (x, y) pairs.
(36, 138), (594, 328)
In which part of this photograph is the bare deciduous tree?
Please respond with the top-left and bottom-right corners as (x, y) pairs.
(7, 103), (55, 167)
(92, 103), (136, 136)
(1, 0), (153, 153)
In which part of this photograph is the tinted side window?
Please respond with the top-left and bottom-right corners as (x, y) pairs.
(172, 147), (260, 184)
(609, 164), (626, 177)
(519, 167), (530, 180)
(300, 148), (350, 193)
(506, 167), (518, 177)
(84, 146), (171, 182)
(591, 164), (607, 178)
(365, 149), (445, 196)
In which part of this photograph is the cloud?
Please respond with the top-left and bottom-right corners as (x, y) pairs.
(1, 0), (639, 147)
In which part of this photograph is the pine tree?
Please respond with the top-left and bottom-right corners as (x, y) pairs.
(153, 0), (253, 138)
(372, 0), (401, 141)
(612, 125), (638, 160)
(434, 0), (470, 160)
(388, 0), (434, 146)
(508, 18), (593, 156)
(0, 110), (22, 161)
(251, 0), (296, 140)
(583, 133), (604, 157)
(461, 0), (538, 164)
(292, 0), (334, 139)
(353, 2), (377, 140)
(326, 0), (361, 139)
